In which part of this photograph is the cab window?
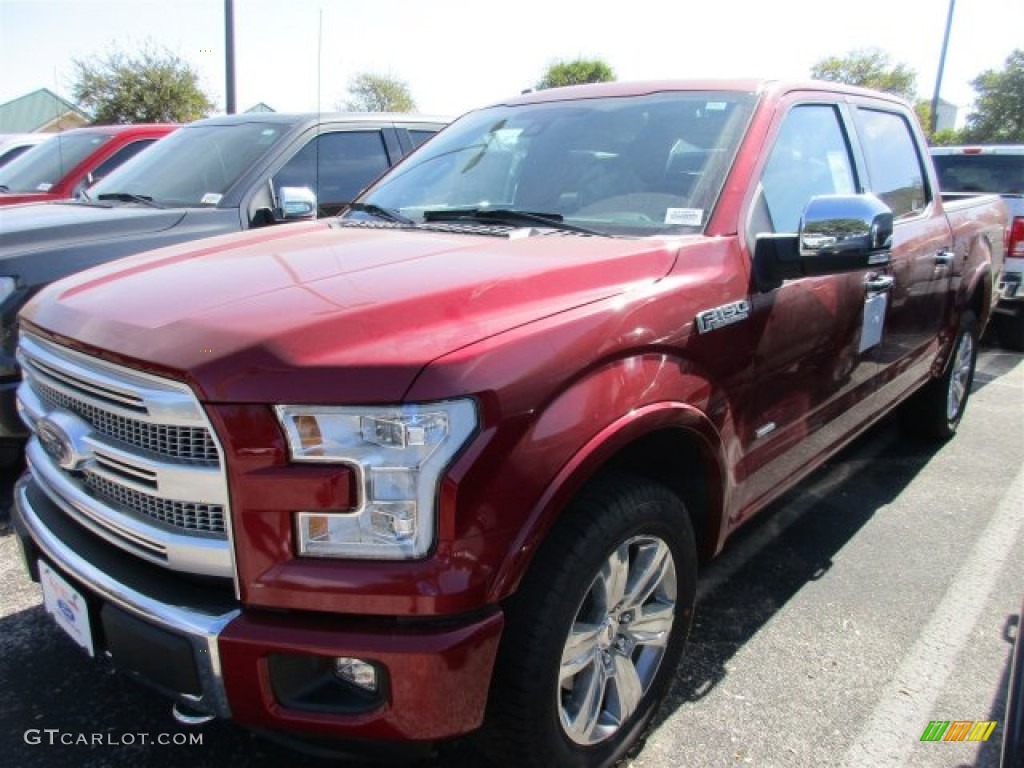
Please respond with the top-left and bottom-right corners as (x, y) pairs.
(854, 108), (929, 219)
(275, 131), (391, 216)
(753, 104), (857, 237)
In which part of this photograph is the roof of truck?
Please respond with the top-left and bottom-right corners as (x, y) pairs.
(500, 79), (910, 107)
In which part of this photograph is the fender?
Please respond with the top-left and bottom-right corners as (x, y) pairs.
(481, 355), (730, 604)
(932, 235), (993, 377)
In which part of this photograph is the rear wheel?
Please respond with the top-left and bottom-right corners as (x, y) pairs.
(481, 474), (697, 768)
(902, 310), (978, 440)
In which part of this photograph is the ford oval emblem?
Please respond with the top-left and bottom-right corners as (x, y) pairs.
(37, 418), (73, 467)
(35, 411), (94, 471)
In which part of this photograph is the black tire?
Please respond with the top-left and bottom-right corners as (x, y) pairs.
(480, 473), (697, 768)
(0, 441), (24, 471)
(902, 310), (979, 441)
(997, 311), (1024, 352)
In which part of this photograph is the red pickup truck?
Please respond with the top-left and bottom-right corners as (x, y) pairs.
(0, 123), (175, 205)
(11, 80), (1006, 767)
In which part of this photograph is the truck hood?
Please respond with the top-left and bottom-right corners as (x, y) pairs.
(0, 201), (187, 260)
(24, 223), (679, 403)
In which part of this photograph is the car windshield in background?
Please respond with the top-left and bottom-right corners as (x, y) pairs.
(0, 133), (111, 193)
(88, 122), (291, 207)
(933, 154), (1024, 194)
(352, 91), (756, 237)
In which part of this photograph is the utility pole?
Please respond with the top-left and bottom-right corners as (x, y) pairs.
(930, 0), (956, 135)
(225, 0), (236, 114)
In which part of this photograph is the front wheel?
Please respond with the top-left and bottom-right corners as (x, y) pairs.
(902, 310), (978, 440)
(481, 474), (697, 768)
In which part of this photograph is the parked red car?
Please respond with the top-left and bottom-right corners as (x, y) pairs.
(0, 123), (175, 205)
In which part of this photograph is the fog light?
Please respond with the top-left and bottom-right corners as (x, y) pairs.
(334, 657), (378, 693)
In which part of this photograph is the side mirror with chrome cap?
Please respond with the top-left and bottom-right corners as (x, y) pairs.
(754, 193), (894, 291)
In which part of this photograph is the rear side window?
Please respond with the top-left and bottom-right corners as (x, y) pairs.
(408, 129), (437, 148)
(855, 108), (929, 219)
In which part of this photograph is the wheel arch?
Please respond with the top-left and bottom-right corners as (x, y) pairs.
(960, 235), (995, 331)
(487, 401), (727, 604)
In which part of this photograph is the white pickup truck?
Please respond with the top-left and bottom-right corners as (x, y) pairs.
(932, 145), (1024, 349)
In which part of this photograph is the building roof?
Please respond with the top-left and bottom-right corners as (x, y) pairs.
(0, 88), (91, 133)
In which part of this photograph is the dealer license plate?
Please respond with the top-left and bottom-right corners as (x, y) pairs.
(39, 561), (94, 657)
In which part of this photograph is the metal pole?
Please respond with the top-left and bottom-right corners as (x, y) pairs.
(930, 0), (956, 135)
(225, 0), (236, 114)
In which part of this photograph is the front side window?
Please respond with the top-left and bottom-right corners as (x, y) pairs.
(755, 104), (857, 236)
(0, 132), (111, 192)
(274, 131), (391, 216)
(855, 108), (929, 219)
(353, 91), (757, 237)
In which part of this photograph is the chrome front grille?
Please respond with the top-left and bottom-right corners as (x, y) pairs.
(83, 472), (226, 534)
(16, 332), (234, 578)
(33, 377), (219, 464)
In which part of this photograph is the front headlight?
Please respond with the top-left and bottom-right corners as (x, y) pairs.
(275, 399), (477, 560)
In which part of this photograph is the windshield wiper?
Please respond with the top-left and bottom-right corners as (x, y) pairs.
(97, 192), (165, 209)
(422, 208), (606, 236)
(344, 202), (415, 224)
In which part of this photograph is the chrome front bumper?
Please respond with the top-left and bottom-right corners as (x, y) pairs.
(13, 472), (239, 719)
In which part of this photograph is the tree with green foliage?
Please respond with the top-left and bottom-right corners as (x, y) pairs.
(536, 58), (615, 90)
(339, 73), (416, 112)
(810, 48), (917, 102)
(72, 44), (214, 124)
(962, 49), (1024, 143)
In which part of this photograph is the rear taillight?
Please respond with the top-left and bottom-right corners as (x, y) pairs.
(1010, 217), (1024, 259)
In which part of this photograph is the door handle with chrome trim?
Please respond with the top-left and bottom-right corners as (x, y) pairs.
(865, 274), (895, 293)
(935, 249), (955, 266)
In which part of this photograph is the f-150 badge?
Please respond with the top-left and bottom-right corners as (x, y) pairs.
(696, 300), (751, 334)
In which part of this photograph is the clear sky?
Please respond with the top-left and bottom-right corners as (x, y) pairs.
(0, 0), (1021, 123)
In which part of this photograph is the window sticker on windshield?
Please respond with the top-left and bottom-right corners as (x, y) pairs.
(665, 207), (703, 226)
(36, 183), (52, 191)
(704, 102), (728, 111)
(200, 193), (223, 205)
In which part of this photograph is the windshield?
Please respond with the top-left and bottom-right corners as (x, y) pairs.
(933, 154), (1024, 194)
(0, 132), (110, 193)
(352, 91), (756, 237)
(89, 122), (291, 206)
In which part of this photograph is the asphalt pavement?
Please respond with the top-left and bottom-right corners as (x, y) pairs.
(1, 343), (1021, 768)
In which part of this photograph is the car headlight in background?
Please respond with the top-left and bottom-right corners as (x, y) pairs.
(275, 399), (477, 560)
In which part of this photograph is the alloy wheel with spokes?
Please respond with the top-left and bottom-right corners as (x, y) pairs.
(559, 535), (677, 745)
(901, 310), (978, 441)
(946, 330), (975, 422)
(481, 473), (697, 768)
